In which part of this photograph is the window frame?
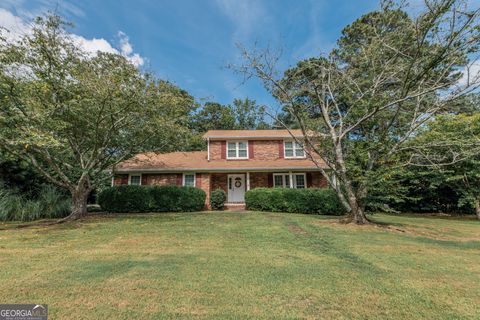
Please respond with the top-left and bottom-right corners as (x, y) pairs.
(226, 140), (249, 159)
(294, 173), (307, 189)
(273, 173), (287, 188)
(183, 173), (196, 187)
(128, 174), (142, 186)
(273, 173), (307, 189)
(284, 140), (306, 159)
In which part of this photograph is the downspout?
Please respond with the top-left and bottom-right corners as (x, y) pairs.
(207, 137), (210, 161)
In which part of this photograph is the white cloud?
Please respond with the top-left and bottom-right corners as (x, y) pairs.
(0, 8), (31, 41)
(458, 61), (480, 88)
(117, 31), (144, 67)
(0, 8), (145, 67)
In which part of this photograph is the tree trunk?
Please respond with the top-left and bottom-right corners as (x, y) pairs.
(329, 174), (370, 224)
(475, 199), (480, 221)
(68, 188), (89, 220)
(349, 199), (369, 224)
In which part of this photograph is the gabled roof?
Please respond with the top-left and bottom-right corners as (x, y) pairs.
(202, 129), (305, 140)
(114, 151), (326, 172)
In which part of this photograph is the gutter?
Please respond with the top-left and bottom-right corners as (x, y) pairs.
(203, 135), (304, 140)
(113, 166), (326, 173)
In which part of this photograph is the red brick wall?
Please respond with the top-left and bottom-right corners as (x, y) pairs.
(249, 172), (269, 189)
(210, 141), (224, 160)
(251, 140), (283, 160)
(309, 171), (328, 188)
(113, 174), (129, 185)
(209, 139), (284, 161)
(143, 173), (180, 186)
(211, 173), (228, 193)
(196, 173), (211, 209)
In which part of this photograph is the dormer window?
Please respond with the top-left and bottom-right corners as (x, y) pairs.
(227, 141), (248, 159)
(284, 141), (305, 158)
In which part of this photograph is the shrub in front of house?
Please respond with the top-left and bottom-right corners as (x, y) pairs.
(245, 188), (345, 215)
(98, 185), (206, 213)
(210, 188), (227, 210)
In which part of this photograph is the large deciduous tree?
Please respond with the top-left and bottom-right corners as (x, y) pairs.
(0, 14), (194, 220)
(233, 0), (480, 224)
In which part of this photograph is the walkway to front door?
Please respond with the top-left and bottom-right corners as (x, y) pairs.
(227, 174), (245, 203)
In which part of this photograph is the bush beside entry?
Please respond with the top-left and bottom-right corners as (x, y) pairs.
(210, 188), (227, 210)
(98, 185), (206, 213)
(245, 188), (345, 215)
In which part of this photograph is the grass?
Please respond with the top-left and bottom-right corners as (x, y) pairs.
(0, 212), (479, 319)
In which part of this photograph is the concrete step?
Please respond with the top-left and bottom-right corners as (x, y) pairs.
(224, 203), (246, 211)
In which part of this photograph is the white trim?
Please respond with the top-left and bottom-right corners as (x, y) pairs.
(128, 174), (142, 186)
(226, 140), (249, 160)
(182, 172), (196, 187)
(284, 140), (306, 159)
(227, 173), (246, 202)
(111, 175), (114, 187)
(273, 173), (288, 188)
(205, 135), (304, 139)
(246, 172), (250, 191)
(273, 172), (307, 189)
(207, 137), (210, 161)
(115, 167), (322, 173)
(294, 173), (307, 189)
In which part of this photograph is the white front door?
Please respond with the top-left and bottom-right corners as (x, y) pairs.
(228, 174), (246, 203)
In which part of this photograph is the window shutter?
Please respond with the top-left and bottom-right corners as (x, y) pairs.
(121, 175), (129, 185)
(141, 174), (148, 186)
(278, 140), (284, 159)
(221, 141), (226, 159)
(248, 141), (254, 159)
(267, 173), (273, 187)
(176, 174), (183, 186)
(196, 173), (202, 188)
(307, 172), (313, 188)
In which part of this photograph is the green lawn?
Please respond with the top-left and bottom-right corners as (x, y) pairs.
(1, 212), (479, 319)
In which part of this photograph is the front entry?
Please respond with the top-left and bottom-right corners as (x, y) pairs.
(227, 174), (246, 203)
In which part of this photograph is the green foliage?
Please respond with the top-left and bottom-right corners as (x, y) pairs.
(231, 98), (270, 130)
(98, 185), (206, 213)
(192, 102), (236, 132)
(0, 185), (71, 221)
(245, 188), (345, 215)
(191, 98), (270, 134)
(363, 112), (480, 215)
(239, 1), (480, 222)
(0, 13), (196, 217)
(210, 188), (227, 210)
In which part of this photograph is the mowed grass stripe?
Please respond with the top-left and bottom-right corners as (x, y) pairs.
(0, 212), (479, 319)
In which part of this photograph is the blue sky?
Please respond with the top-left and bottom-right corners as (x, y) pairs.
(1, 0), (385, 111)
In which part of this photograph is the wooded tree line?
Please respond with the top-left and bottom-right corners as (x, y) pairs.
(1, 0), (480, 223)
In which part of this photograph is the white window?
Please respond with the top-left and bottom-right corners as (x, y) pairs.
(273, 173), (307, 189)
(183, 173), (196, 187)
(273, 174), (290, 188)
(294, 173), (306, 189)
(129, 174), (141, 186)
(284, 141), (305, 158)
(227, 141), (248, 159)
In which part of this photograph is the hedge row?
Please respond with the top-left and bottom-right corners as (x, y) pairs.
(245, 188), (346, 215)
(98, 185), (206, 213)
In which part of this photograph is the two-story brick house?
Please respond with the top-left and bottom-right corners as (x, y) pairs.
(112, 130), (328, 208)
